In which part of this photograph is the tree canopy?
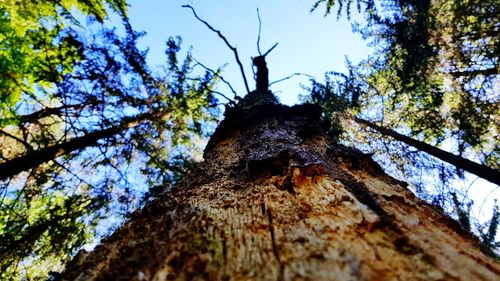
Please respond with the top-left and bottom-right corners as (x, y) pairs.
(0, 0), (128, 122)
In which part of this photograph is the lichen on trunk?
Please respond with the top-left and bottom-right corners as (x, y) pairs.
(61, 103), (500, 281)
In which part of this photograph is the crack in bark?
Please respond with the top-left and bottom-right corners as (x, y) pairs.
(337, 175), (438, 266)
(221, 230), (227, 263)
(337, 178), (391, 225)
(266, 208), (284, 281)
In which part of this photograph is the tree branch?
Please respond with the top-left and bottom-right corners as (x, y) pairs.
(448, 67), (498, 78)
(269, 73), (314, 86)
(256, 8), (262, 56)
(208, 90), (234, 104)
(0, 111), (160, 181)
(263, 42), (278, 57)
(192, 59), (239, 98)
(353, 116), (500, 186)
(182, 5), (250, 94)
(17, 104), (85, 124)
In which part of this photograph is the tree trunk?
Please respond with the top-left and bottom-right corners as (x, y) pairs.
(61, 103), (499, 281)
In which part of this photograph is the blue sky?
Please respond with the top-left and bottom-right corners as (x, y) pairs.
(126, 0), (370, 105)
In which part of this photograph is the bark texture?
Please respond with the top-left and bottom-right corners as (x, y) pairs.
(61, 104), (499, 281)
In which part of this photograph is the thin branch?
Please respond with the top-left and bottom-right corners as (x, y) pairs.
(208, 90), (233, 104)
(269, 73), (314, 86)
(97, 144), (129, 186)
(477, 183), (500, 219)
(182, 5), (250, 94)
(263, 42), (279, 57)
(8, 103), (85, 125)
(256, 8), (262, 56)
(192, 59), (239, 97)
(52, 159), (97, 191)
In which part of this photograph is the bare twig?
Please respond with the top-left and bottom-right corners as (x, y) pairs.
(192, 58), (239, 97)
(52, 159), (97, 191)
(255, 10), (278, 58)
(209, 90), (234, 104)
(185, 78), (234, 103)
(257, 8), (262, 56)
(263, 42), (279, 57)
(269, 73), (314, 86)
(97, 144), (129, 187)
(182, 5), (250, 94)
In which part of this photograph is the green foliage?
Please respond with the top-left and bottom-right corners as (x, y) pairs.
(451, 194), (500, 259)
(0, 190), (97, 280)
(0, 1), (220, 279)
(451, 192), (472, 232)
(314, 0), (499, 165)
(480, 203), (500, 259)
(302, 66), (361, 139)
(311, 0), (364, 19)
(0, 0), (126, 122)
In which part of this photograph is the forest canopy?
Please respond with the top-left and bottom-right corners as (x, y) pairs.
(0, 0), (498, 279)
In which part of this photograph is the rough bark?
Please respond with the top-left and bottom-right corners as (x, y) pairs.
(61, 103), (499, 281)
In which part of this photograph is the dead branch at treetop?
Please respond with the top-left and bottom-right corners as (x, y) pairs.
(192, 58), (239, 98)
(263, 42), (278, 57)
(182, 5), (250, 94)
(257, 8), (262, 56)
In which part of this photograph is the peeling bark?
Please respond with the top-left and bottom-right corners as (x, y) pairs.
(61, 104), (499, 281)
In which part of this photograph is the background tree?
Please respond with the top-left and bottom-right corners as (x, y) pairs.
(309, 0), (499, 255)
(0, 1), (221, 279)
(0, 0), (128, 121)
